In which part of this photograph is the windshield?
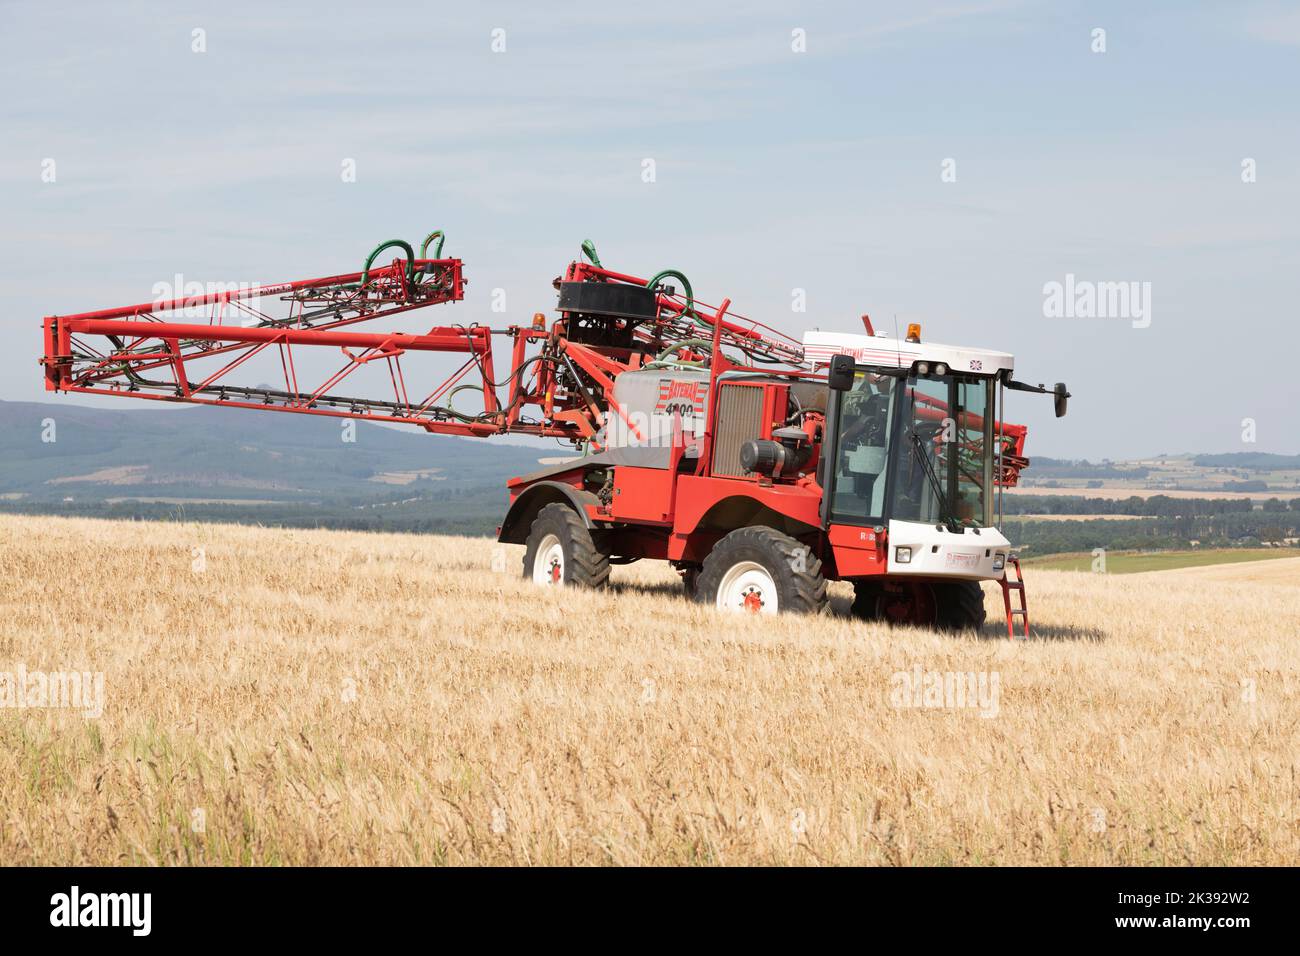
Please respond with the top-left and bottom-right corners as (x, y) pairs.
(888, 373), (995, 528)
(828, 370), (899, 523)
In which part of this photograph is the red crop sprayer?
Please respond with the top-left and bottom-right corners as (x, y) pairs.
(42, 233), (1069, 635)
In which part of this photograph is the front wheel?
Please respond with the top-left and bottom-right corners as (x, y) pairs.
(695, 526), (828, 615)
(522, 503), (610, 588)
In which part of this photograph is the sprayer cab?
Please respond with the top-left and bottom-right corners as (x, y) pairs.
(812, 327), (1068, 586)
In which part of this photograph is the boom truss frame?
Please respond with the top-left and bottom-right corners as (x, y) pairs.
(41, 243), (809, 448)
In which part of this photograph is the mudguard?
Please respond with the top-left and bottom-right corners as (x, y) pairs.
(497, 480), (600, 544)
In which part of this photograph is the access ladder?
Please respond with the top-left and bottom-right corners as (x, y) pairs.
(1000, 555), (1029, 639)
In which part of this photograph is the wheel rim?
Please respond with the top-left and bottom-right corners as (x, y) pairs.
(532, 533), (565, 586)
(716, 561), (778, 614)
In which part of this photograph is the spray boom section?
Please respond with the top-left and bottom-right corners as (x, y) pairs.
(40, 236), (1033, 483)
(41, 236), (810, 446)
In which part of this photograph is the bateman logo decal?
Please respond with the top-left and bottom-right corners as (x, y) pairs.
(654, 379), (708, 417)
(969, 359), (983, 371)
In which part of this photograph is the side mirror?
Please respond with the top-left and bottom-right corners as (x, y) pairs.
(827, 354), (856, 391)
(1053, 382), (1070, 418)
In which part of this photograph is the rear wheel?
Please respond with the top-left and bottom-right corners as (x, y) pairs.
(522, 503), (610, 588)
(850, 580), (886, 622)
(934, 580), (987, 631)
(852, 579), (986, 631)
(696, 526), (828, 615)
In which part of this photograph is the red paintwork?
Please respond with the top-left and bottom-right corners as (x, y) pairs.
(825, 524), (888, 577)
(610, 467), (674, 525)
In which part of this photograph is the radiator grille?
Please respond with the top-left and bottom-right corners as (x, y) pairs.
(712, 384), (764, 477)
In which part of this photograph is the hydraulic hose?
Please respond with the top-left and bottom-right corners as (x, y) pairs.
(413, 230), (446, 284)
(420, 230), (446, 259)
(643, 337), (714, 368)
(644, 269), (702, 327)
(360, 239), (417, 288)
(446, 383), (491, 422)
(654, 337), (713, 361)
(646, 269), (694, 300)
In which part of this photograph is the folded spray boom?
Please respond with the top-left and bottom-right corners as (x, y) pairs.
(41, 237), (806, 447)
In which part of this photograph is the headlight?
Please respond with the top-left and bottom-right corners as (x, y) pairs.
(895, 546), (912, 564)
(993, 552), (1006, 571)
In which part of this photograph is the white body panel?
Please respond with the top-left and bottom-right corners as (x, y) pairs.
(803, 330), (1014, 377)
(886, 519), (1010, 580)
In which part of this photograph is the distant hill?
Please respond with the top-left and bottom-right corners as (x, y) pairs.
(5, 401), (1297, 538)
(1192, 452), (1300, 470)
(1019, 457), (1150, 480)
(0, 400), (549, 534)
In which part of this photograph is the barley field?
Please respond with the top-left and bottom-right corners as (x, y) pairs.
(1, 514), (1296, 866)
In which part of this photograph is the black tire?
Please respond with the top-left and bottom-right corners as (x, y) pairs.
(679, 565), (701, 598)
(695, 526), (828, 615)
(934, 580), (988, 632)
(850, 579), (886, 622)
(522, 503), (610, 588)
(851, 578), (987, 632)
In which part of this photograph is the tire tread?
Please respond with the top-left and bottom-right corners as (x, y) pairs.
(695, 525), (828, 615)
(522, 503), (610, 588)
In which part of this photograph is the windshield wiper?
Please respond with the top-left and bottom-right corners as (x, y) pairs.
(909, 429), (960, 532)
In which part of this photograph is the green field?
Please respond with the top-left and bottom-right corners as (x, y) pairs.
(1022, 548), (1298, 574)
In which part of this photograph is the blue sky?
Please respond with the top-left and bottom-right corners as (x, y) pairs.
(3, 0), (1297, 458)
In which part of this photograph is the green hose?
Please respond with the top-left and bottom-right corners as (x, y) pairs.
(420, 230), (446, 259)
(644, 359), (706, 370)
(360, 239), (416, 287)
(643, 337), (716, 370)
(413, 230), (446, 284)
(654, 338), (713, 362)
(645, 269), (709, 328)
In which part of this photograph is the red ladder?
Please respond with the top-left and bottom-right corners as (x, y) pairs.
(999, 555), (1029, 639)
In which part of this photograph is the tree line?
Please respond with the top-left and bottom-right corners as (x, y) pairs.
(1002, 494), (1300, 516)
